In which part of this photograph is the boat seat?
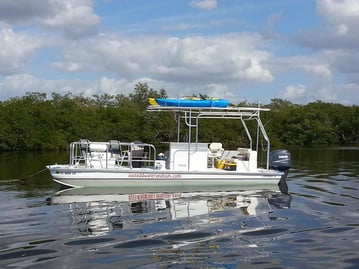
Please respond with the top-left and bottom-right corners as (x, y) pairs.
(131, 141), (145, 168)
(109, 140), (121, 154)
(89, 143), (108, 152)
(131, 141), (145, 157)
(79, 139), (90, 154)
(208, 142), (224, 167)
(237, 147), (251, 161)
(78, 139), (91, 164)
(109, 140), (129, 166)
(209, 143), (224, 155)
(237, 148), (251, 154)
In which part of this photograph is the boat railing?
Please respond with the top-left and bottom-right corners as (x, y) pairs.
(70, 140), (157, 169)
(147, 105), (272, 169)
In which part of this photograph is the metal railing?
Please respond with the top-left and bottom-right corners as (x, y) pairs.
(69, 140), (157, 169)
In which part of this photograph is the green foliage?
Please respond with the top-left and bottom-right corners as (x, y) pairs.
(0, 87), (357, 152)
(267, 99), (358, 145)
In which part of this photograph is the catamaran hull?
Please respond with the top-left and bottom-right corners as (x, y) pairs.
(47, 165), (283, 189)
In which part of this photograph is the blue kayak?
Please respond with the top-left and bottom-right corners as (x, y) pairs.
(149, 98), (229, 108)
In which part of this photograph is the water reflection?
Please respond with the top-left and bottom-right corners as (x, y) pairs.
(1, 147), (357, 268)
(49, 188), (291, 237)
(46, 188), (293, 267)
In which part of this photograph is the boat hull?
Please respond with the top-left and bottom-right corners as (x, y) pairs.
(47, 165), (283, 189)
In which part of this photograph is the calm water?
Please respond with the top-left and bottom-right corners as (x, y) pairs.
(0, 147), (358, 269)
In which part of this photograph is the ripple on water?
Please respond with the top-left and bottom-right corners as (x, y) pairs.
(320, 226), (355, 234)
(114, 238), (167, 248)
(161, 231), (212, 241)
(322, 200), (346, 206)
(241, 228), (287, 236)
(292, 238), (316, 243)
(114, 231), (213, 249)
(64, 237), (115, 246)
(0, 248), (57, 261)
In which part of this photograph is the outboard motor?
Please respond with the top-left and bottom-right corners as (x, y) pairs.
(269, 149), (291, 171)
(269, 149), (291, 194)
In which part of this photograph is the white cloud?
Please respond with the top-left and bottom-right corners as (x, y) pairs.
(0, 0), (52, 23)
(317, 0), (359, 26)
(1, 0), (358, 105)
(334, 24), (348, 35)
(339, 83), (359, 104)
(0, 74), (77, 99)
(0, 0), (100, 38)
(272, 54), (332, 80)
(97, 77), (133, 94)
(206, 83), (233, 99)
(281, 83), (356, 104)
(0, 74), (43, 99)
(317, 0), (359, 46)
(0, 74), (128, 100)
(296, 0), (359, 49)
(316, 86), (337, 103)
(0, 28), (47, 75)
(282, 84), (307, 101)
(241, 59), (273, 82)
(0, 74), (168, 100)
(51, 33), (273, 84)
(302, 64), (332, 79)
(325, 48), (359, 75)
(40, 0), (100, 38)
(51, 61), (83, 72)
(190, 0), (218, 10)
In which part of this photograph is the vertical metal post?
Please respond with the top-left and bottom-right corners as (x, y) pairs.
(187, 110), (192, 170)
(177, 112), (180, 142)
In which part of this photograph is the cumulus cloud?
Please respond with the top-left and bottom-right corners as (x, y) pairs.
(0, 74), (138, 100)
(51, 33), (273, 84)
(272, 54), (332, 81)
(282, 84), (307, 101)
(97, 77), (134, 94)
(338, 83), (359, 104)
(281, 83), (347, 104)
(0, 74), (79, 99)
(317, 0), (359, 41)
(1, 0), (357, 105)
(325, 49), (359, 75)
(190, 0), (218, 10)
(0, 0), (52, 23)
(0, 73), (179, 102)
(302, 64), (332, 79)
(289, 0), (359, 104)
(0, 0), (100, 38)
(40, 1), (100, 38)
(0, 31), (275, 101)
(317, 0), (359, 26)
(295, 0), (359, 49)
(206, 83), (233, 99)
(316, 86), (337, 103)
(0, 74), (44, 99)
(0, 28), (47, 75)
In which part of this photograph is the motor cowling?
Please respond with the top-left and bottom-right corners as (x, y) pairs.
(269, 149), (291, 171)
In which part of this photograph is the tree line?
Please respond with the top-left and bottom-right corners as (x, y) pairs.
(0, 83), (357, 152)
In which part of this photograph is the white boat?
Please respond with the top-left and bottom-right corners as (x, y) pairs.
(47, 103), (291, 193)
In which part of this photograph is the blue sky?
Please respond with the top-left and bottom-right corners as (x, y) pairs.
(0, 0), (358, 105)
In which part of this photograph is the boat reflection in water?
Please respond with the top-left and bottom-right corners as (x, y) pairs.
(49, 187), (291, 237)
